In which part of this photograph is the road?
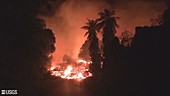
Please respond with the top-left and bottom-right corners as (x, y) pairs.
(20, 78), (91, 96)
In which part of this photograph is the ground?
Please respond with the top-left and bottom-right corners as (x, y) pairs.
(20, 78), (93, 96)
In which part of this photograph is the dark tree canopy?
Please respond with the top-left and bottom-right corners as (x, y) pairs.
(0, 0), (56, 85)
(96, 9), (119, 60)
(81, 19), (102, 76)
(120, 30), (133, 47)
(78, 40), (90, 60)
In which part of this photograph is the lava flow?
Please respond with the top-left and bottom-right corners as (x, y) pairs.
(49, 59), (92, 80)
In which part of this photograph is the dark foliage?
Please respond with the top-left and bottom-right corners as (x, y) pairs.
(92, 7), (170, 96)
(120, 30), (133, 47)
(128, 7), (170, 96)
(78, 40), (90, 60)
(0, 0), (55, 87)
(81, 19), (102, 77)
(94, 9), (123, 96)
(96, 9), (119, 69)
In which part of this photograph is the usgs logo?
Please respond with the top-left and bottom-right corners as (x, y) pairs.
(1, 90), (17, 95)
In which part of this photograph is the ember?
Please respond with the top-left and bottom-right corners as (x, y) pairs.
(49, 59), (92, 80)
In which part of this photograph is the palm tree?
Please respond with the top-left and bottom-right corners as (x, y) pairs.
(96, 9), (119, 70)
(81, 19), (102, 77)
(95, 9), (121, 96)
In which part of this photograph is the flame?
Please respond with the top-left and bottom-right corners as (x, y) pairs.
(77, 59), (92, 65)
(50, 59), (92, 80)
(61, 66), (73, 78)
(77, 59), (87, 64)
(50, 66), (56, 71)
(64, 66), (72, 75)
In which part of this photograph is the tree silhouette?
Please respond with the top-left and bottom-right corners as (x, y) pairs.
(78, 40), (90, 60)
(129, 4), (170, 96)
(120, 30), (133, 47)
(150, 15), (163, 26)
(95, 9), (121, 96)
(96, 9), (119, 71)
(0, 0), (55, 85)
(162, 6), (170, 26)
(81, 19), (102, 77)
(31, 28), (55, 80)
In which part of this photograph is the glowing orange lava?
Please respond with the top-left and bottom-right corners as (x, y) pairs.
(49, 59), (92, 80)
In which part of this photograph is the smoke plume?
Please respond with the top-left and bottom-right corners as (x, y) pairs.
(39, 0), (167, 65)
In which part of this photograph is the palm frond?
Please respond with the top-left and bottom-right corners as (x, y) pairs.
(115, 23), (119, 28)
(112, 27), (117, 34)
(84, 31), (89, 37)
(115, 16), (121, 20)
(111, 17), (119, 28)
(81, 26), (89, 29)
(87, 18), (91, 23)
(110, 10), (116, 15)
(96, 21), (105, 32)
(98, 12), (104, 16)
(98, 11), (106, 20)
(95, 18), (102, 22)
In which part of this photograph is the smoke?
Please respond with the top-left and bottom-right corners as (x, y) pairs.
(39, 0), (110, 64)
(114, 0), (167, 36)
(38, 0), (167, 65)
